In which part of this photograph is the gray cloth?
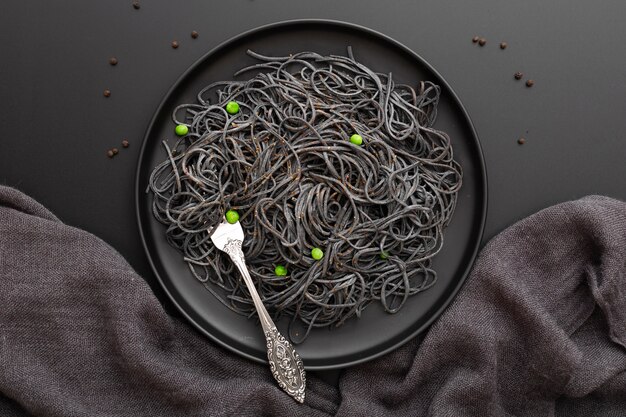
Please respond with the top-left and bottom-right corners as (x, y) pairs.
(1, 185), (626, 417)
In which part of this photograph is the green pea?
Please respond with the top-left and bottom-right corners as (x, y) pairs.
(175, 124), (189, 136)
(380, 251), (389, 260)
(274, 265), (288, 276)
(311, 247), (324, 260)
(225, 209), (239, 224)
(226, 101), (240, 115)
(349, 134), (363, 146)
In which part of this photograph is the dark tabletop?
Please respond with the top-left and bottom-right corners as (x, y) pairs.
(2, 0), (626, 383)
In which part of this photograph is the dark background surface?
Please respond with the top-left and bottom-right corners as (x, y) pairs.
(2, 0), (626, 382)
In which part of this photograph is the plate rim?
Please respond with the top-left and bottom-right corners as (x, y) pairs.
(134, 18), (488, 370)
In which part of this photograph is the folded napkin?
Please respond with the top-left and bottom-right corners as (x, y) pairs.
(1, 185), (626, 416)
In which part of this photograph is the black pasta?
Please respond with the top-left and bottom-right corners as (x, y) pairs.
(148, 48), (462, 343)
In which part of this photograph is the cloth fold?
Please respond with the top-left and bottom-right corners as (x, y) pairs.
(1, 186), (625, 416)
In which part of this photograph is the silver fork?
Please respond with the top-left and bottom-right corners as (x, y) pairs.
(210, 219), (306, 403)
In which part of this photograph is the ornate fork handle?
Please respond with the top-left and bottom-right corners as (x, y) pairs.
(222, 239), (306, 403)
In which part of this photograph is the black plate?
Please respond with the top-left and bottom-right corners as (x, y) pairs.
(135, 19), (487, 370)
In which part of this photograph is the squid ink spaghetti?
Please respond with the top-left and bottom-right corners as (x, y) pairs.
(148, 48), (462, 343)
